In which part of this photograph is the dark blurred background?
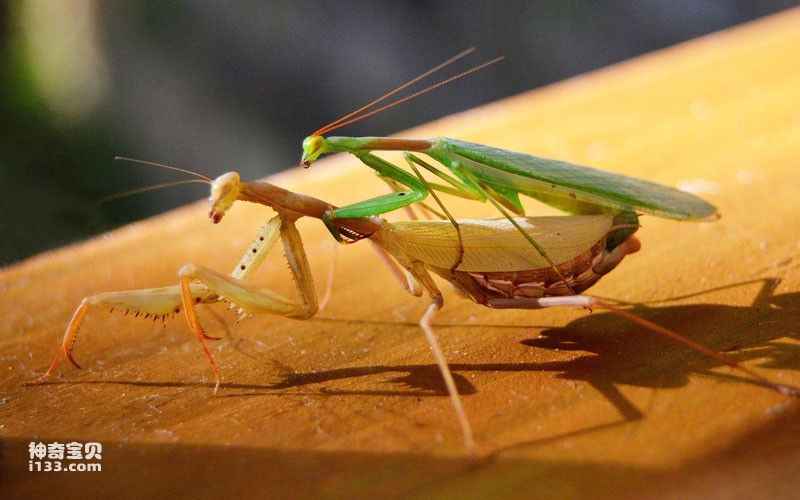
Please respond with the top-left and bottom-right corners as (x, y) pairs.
(1, 1), (795, 265)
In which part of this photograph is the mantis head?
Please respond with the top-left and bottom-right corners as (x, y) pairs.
(208, 172), (241, 224)
(301, 135), (326, 167)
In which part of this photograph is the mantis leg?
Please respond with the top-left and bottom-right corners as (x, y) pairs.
(321, 151), (481, 241)
(419, 294), (475, 451)
(367, 240), (423, 297)
(398, 258), (475, 451)
(321, 152), (428, 241)
(377, 175), (444, 220)
(38, 215), (320, 394)
(177, 215), (317, 393)
(325, 152), (429, 221)
(37, 283), (217, 381)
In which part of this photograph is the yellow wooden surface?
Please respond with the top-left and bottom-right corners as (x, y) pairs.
(3, 8), (800, 498)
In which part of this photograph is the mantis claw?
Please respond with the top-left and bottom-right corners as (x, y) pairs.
(322, 208), (345, 243)
(64, 348), (82, 369)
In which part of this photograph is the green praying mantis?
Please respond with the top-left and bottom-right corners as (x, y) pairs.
(299, 50), (718, 286)
(37, 165), (797, 451)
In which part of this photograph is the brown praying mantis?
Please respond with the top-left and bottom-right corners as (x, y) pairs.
(36, 166), (799, 450)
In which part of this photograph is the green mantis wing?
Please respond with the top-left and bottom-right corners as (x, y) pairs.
(428, 139), (718, 221)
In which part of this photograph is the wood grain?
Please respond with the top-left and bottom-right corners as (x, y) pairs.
(3, 8), (800, 498)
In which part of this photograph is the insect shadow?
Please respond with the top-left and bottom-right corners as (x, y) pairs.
(255, 278), (800, 422)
